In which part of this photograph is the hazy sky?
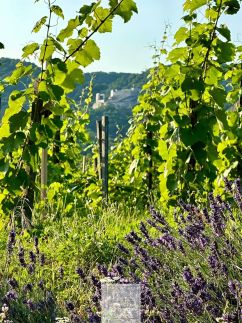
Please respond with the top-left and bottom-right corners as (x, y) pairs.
(0, 1), (241, 73)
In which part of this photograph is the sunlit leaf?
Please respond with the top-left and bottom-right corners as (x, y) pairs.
(22, 42), (39, 58)
(109, 0), (138, 23)
(32, 16), (47, 33)
(51, 5), (64, 19)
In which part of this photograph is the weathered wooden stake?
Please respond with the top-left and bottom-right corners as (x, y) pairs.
(96, 120), (102, 180)
(101, 116), (109, 201)
(41, 148), (48, 200)
(147, 130), (153, 191)
(82, 155), (86, 173)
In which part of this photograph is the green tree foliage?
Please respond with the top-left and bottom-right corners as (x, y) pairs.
(109, 0), (242, 205)
(0, 0), (137, 218)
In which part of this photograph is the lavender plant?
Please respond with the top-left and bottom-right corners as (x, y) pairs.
(0, 180), (241, 322)
(91, 179), (242, 322)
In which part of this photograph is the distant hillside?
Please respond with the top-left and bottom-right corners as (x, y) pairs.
(0, 57), (147, 102)
(0, 57), (148, 140)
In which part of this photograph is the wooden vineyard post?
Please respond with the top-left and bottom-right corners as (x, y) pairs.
(82, 155), (86, 173)
(101, 116), (109, 202)
(96, 120), (102, 180)
(41, 148), (48, 200)
(147, 130), (153, 191)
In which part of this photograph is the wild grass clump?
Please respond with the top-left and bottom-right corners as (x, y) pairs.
(0, 203), (143, 322)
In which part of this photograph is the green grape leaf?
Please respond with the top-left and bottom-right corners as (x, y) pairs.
(167, 173), (177, 191)
(79, 2), (96, 15)
(39, 39), (55, 62)
(215, 41), (235, 63)
(167, 47), (187, 63)
(75, 40), (100, 67)
(180, 128), (195, 146)
(174, 27), (188, 44)
(57, 17), (80, 42)
(192, 141), (207, 163)
(51, 5), (64, 19)
(205, 66), (222, 85)
(109, 0), (138, 23)
(38, 81), (50, 101)
(1, 91), (26, 131)
(0, 159), (9, 174)
(93, 7), (113, 33)
(224, 0), (240, 14)
(210, 88), (227, 106)
(2, 132), (26, 153)
(183, 0), (207, 13)
(181, 77), (205, 92)
(67, 38), (82, 54)
(22, 42), (39, 58)
(4, 64), (32, 85)
(9, 111), (29, 132)
(32, 16), (47, 33)
(49, 37), (66, 54)
(62, 68), (84, 91)
(216, 24), (231, 41)
(49, 84), (64, 101)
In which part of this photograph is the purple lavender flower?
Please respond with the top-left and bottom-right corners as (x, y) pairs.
(185, 295), (203, 316)
(65, 301), (75, 311)
(76, 267), (85, 279)
(200, 290), (211, 302)
(119, 257), (129, 266)
(38, 280), (45, 290)
(92, 292), (100, 305)
(91, 275), (101, 289)
(70, 313), (83, 323)
(114, 264), (124, 276)
(202, 207), (210, 222)
(7, 229), (16, 253)
(234, 178), (242, 210)
(97, 264), (108, 276)
(197, 235), (210, 249)
(149, 206), (167, 226)
(146, 219), (164, 232)
(130, 230), (142, 242)
(224, 178), (233, 193)
(171, 282), (183, 299)
(130, 258), (139, 269)
(29, 250), (36, 263)
(139, 221), (150, 240)
(221, 312), (238, 322)
(191, 273), (206, 294)
(87, 308), (101, 323)
(183, 267), (194, 285)
(8, 278), (18, 289)
(158, 233), (177, 250)
(28, 263), (35, 275)
(26, 299), (35, 310)
(117, 243), (130, 255)
(40, 253), (45, 266)
(228, 280), (240, 298)
(125, 233), (138, 245)
(34, 236), (38, 248)
(5, 290), (17, 301)
(208, 254), (220, 272)
(23, 283), (33, 293)
(59, 265), (64, 279)
(209, 193), (226, 236)
(18, 247), (26, 267)
(135, 246), (149, 261)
